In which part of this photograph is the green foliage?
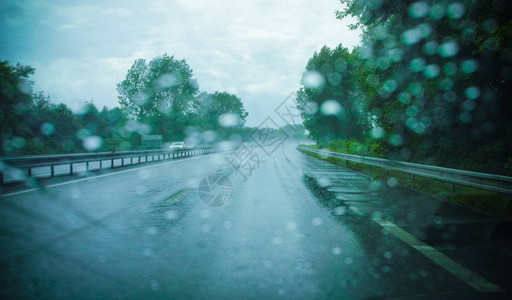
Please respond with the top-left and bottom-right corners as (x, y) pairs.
(117, 54), (199, 141)
(1, 53), (251, 156)
(326, 138), (384, 158)
(0, 61), (135, 155)
(117, 55), (248, 143)
(299, 0), (512, 175)
(195, 91), (248, 130)
(296, 45), (371, 145)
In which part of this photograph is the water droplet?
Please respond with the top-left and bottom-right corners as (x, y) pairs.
(398, 92), (412, 104)
(157, 73), (178, 88)
(369, 180), (382, 191)
(334, 206), (346, 215)
(82, 136), (103, 151)
(317, 177), (330, 187)
(328, 72), (342, 86)
(301, 71), (325, 89)
(40, 122), (55, 135)
(150, 280), (159, 291)
(459, 112), (472, 123)
(429, 4), (445, 19)
(417, 23), (432, 38)
(462, 99), (476, 111)
(447, 2), (465, 19)
(460, 59), (478, 74)
(331, 247), (342, 255)
(218, 113), (240, 128)
(423, 64), (440, 78)
(409, 2), (429, 18)
(402, 28), (422, 45)
(440, 78), (454, 91)
(303, 101), (318, 115)
(164, 210), (178, 220)
(383, 79), (397, 93)
(423, 41), (438, 55)
(312, 217), (323, 226)
(370, 127), (385, 139)
(285, 222), (298, 231)
(320, 100), (343, 115)
(389, 134), (403, 146)
(200, 209), (211, 219)
(464, 86), (480, 100)
(438, 42), (459, 58)
(387, 177), (398, 187)
(408, 82), (424, 96)
(409, 58), (426, 72)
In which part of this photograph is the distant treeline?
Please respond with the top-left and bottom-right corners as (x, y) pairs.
(297, 0), (512, 175)
(0, 55), (251, 156)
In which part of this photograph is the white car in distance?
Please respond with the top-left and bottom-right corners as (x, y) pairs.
(169, 141), (185, 150)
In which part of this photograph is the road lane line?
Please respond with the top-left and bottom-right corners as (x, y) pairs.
(166, 190), (188, 202)
(1, 155), (209, 198)
(373, 218), (505, 293)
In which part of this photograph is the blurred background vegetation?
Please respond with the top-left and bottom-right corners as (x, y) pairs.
(297, 0), (512, 176)
(0, 54), (252, 155)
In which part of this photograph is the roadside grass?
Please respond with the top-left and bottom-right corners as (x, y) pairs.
(298, 148), (512, 219)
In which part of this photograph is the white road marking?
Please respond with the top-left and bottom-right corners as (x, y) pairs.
(373, 218), (505, 293)
(1, 155), (209, 198)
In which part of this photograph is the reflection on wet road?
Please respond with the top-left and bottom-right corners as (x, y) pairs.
(0, 143), (509, 299)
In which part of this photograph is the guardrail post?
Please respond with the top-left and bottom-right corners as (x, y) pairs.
(122, 158), (124, 167)
(51, 165), (55, 177)
(111, 158), (114, 168)
(130, 157), (133, 165)
(28, 167), (32, 177)
(86, 161), (89, 171)
(100, 160), (103, 170)
(145, 155), (147, 163)
(70, 163), (73, 175)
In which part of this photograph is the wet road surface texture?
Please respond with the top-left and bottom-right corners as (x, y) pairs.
(0, 142), (511, 299)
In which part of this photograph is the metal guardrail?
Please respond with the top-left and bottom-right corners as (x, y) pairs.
(0, 147), (219, 185)
(297, 146), (512, 194)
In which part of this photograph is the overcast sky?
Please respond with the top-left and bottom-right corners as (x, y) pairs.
(0, 0), (360, 126)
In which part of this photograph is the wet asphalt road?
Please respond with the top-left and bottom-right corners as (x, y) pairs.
(0, 142), (510, 299)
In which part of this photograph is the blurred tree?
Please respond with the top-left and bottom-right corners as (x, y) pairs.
(296, 45), (371, 144)
(324, 0), (512, 173)
(117, 54), (199, 141)
(0, 61), (35, 155)
(195, 91), (248, 130)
